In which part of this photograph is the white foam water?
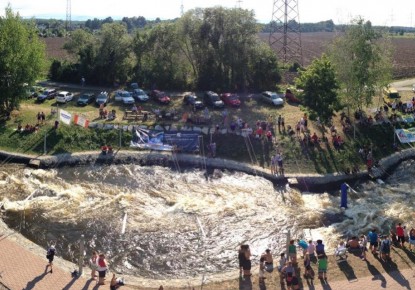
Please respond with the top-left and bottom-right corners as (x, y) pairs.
(0, 160), (414, 281)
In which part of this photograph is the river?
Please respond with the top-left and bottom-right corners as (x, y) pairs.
(1, 160), (414, 281)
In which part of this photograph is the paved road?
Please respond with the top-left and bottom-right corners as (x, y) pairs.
(392, 78), (415, 91)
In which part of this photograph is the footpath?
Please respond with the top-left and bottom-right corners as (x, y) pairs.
(0, 231), (135, 290)
(2, 224), (415, 290)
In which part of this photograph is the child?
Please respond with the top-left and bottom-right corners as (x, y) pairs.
(45, 244), (56, 274)
(288, 240), (297, 264)
(259, 256), (266, 290)
(317, 254), (328, 280)
(110, 273), (125, 290)
(303, 253), (314, 279)
(277, 253), (287, 286)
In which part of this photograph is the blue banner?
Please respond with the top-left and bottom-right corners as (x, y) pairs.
(164, 131), (200, 153)
(130, 129), (200, 152)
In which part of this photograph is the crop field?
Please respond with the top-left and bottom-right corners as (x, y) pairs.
(43, 32), (415, 79)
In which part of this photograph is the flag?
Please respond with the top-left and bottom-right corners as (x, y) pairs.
(74, 114), (90, 128)
(59, 109), (72, 125)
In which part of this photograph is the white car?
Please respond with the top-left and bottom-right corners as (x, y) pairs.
(261, 91), (284, 106)
(114, 90), (134, 104)
(412, 84), (415, 93)
(56, 91), (74, 103)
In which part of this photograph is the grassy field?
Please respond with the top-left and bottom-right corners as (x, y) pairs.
(1, 84), (414, 174)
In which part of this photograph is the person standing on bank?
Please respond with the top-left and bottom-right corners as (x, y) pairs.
(45, 243), (56, 273)
(97, 253), (108, 285)
(90, 250), (99, 280)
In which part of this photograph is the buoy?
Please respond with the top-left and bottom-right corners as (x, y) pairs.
(340, 183), (348, 209)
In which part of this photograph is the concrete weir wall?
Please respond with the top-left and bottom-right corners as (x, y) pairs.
(1, 147), (415, 191)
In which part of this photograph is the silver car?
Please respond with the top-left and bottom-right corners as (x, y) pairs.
(261, 91), (284, 106)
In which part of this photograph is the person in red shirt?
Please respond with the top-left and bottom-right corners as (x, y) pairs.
(396, 223), (406, 247)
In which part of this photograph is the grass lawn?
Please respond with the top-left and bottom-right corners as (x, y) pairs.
(1, 86), (414, 174)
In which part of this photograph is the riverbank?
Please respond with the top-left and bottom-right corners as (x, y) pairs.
(1, 145), (415, 191)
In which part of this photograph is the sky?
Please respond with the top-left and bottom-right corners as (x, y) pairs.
(1, 0), (415, 27)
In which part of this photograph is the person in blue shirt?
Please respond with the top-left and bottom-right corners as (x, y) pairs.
(368, 229), (379, 254)
(297, 239), (308, 257)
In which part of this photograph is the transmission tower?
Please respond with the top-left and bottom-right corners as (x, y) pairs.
(66, 0), (72, 31)
(236, 0), (243, 8)
(180, 0), (184, 16)
(269, 0), (303, 66)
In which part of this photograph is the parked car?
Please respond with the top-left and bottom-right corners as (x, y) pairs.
(203, 91), (225, 109)
(95, 91), (109, 106)
(220, 93), (241, 107)
(285, 89), (301, 103)
(130, 82), (139, 90)
(260, 91), (284, 106)
(131, 89), (149, 102)
(112, 90), (134, 105)
(77, 93), (95, 106)
(37, 88), (57, 102)
(183, 94), (204, 110)
(56, 91), (74, 103)
(150, 90), (171, 104)
(27, 86), (44, 99)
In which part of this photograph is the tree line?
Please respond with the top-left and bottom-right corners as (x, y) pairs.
(51, 7), (281, 92)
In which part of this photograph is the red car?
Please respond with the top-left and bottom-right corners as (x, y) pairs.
(285, 89), (301, 103)
(150, 90), (171, 104)
(220, 93), (241, 107)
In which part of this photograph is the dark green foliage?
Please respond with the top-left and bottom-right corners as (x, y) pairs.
(58, 7), (280, 91)
(295, 54), (341, 124)
(0, 6), (46, 113)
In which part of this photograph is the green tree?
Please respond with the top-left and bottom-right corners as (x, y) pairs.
(95, 23), (133, 85)
(63, 29), (97, 82)
(328, 18), (393, 112)
(295, 54), (340, 124)
(176, 7), (279, 91)
(132, 23), (188, 89)
(0, 6), (46, 113)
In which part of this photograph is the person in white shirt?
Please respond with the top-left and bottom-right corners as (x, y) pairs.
(307, 240), (316, 259)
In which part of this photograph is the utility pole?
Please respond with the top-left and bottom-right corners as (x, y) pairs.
(78, 234), (84, 276)
(44, 132), (47, 155)
(180, 0), (184, 16)
(66, 0), (72, 31)
(269, 0), (303, 66)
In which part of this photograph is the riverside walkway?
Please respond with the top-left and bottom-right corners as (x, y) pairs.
(1, 227), (415, 290)
(0, 232), (135, 290)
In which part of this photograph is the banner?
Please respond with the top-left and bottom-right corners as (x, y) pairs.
(74, 114), (90, 128)
(395, 128), (415, 143)
(59, 109), (72, 125)
(130, 129), (200, 152)
(164, 131), (200, 152)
